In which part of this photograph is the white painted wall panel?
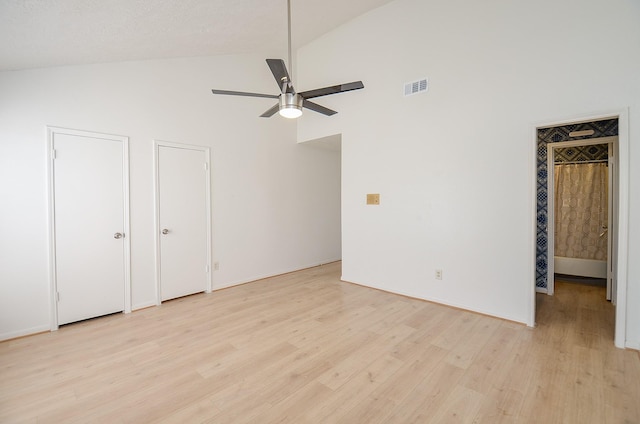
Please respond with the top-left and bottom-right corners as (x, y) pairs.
(0, 53), (342, 339)
(298, 0), (640, 345)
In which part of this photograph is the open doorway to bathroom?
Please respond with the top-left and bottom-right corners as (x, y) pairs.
(533, 114), (629, 348)
(547, 137), (617, 301)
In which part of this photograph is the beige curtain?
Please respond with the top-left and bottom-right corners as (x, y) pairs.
(554, 163), (608, 260)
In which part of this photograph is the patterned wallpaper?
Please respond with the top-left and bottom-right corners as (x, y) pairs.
(535, 118), (617, 289)
(554, 144), (609, 163)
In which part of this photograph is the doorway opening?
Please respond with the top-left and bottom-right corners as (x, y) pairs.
(297, 133), (342, 266)
(533, 113), (629, 348)
(546, 137), (617, 301)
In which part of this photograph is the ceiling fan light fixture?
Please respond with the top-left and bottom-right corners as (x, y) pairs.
(279, 93), (303, 119)
(279, 106), (303, 119)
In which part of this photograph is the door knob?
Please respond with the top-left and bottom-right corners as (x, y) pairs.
(114, 232), (123, 239)
(162, 229), (169, 235)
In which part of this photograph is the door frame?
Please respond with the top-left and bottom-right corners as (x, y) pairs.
(47, 126), (132, 331)
(153, 140), (212, 304)
(545, 136), (617, 296)
(530, 109), (629, 349)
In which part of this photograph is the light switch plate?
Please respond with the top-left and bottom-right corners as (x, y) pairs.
(367, 193), (380, 205)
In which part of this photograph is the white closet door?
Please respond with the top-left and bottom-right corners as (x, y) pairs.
(52, 132), (126, 325)
(158, 145), (209, 301)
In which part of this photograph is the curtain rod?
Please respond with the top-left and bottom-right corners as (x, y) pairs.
(554, 159), (608, 165)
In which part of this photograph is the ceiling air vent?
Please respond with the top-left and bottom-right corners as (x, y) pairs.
(404, 78), (428, 96)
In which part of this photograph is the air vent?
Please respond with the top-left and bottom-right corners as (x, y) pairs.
(404, 78), (428, 96)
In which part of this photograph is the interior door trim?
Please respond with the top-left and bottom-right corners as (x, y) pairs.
(47, 126), (131, 331)
(153, 140), (212, 305)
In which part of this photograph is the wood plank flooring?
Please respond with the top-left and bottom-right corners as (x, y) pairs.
(1, 263), (639, 423)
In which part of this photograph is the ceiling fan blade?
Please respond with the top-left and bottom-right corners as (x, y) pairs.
(266, 59), (294, 94)
(298, 81), (364, 100)
(211, 89), (278, 99)
(260, 103), (280, 118)
(303, 99), (337, 116)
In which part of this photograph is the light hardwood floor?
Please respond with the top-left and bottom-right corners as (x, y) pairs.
(1, 262), (638, 423)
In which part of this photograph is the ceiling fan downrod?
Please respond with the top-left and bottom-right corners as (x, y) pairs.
(287, 0), (293, 79)
(210, 0), (364, 118)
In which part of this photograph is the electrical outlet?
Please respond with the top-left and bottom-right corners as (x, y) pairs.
(435, 269), (443, 280)
(214, 262), (219, 271)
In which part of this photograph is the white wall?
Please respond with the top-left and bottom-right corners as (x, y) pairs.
(297, 0), (640, 346)
(0, 53), (342, 340)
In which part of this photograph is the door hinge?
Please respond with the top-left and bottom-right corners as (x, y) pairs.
(204, 162), (209, 171)
(205, 265), (210, 273)
(52, 149), (57, 159)
(56, 292), (60, 302)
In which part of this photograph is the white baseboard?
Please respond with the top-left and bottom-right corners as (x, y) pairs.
(212, 259), (341, 292)
(0, 324), (50, 342)
(625, 340), (640, 351)
(132, 301), (157, 311)
(340, 276), (528, 325)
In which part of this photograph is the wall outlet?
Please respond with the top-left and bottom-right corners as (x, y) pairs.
(435, 269), (443, 280)
(214, 262), (219, 271)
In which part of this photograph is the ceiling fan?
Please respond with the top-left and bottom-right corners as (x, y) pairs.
(211, 0), (364, 119)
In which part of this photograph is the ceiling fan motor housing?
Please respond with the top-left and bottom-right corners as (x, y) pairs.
(280, 93), (303, 111)
(279, 92), (303, 117)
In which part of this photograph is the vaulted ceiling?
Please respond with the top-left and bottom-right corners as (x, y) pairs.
(0, 0), (395, 71)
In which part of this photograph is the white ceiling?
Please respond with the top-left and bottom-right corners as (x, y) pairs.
(0, 0), (395, 72)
